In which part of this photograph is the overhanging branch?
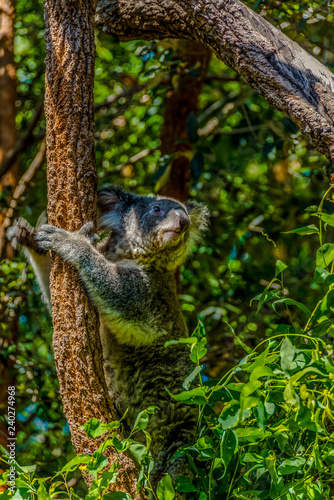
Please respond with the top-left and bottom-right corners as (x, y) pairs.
(96, 0), (334, 162)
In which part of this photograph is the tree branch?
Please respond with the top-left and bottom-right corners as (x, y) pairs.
(0, 97), (44, 180)
(96, 0), (334, 162)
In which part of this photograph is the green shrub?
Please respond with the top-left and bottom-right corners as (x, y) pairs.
(2, 189), (334, 499)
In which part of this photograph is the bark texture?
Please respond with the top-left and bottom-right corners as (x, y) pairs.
(96, 0), (334, 163)
(44, 0), (139, 494)
(159, 41), (211, 202)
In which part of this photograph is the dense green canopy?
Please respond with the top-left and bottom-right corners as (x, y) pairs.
(1, 0), (334, 497)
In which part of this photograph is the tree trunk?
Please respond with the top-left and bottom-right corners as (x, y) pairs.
(96, 0), (334, 163)
(44, 0), (139, 494)
(159, 40), (211, 202)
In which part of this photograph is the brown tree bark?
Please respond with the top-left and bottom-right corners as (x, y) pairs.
(159, 41), (211, 202)
(44, 0), (139, 495)
(96, 0), (334, 163)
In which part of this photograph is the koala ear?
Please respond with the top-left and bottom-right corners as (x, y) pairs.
(97, 185), (139, 231)
(186, 201), (210, 232)
(97, 185), (135, 214)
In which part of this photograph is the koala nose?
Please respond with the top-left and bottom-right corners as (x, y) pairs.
(174, 210), (190, 231)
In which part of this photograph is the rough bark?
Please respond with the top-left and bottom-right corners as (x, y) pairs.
(158, 41), (211, 202)
(44, 0), (139, 495)
(96, 0), (334, 163)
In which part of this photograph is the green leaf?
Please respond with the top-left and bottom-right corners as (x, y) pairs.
(132, 407), (157, 431)
(280, 337), (296, 371)
(172, 387), (208, 405)
(277, 457), (305, 475)
(86, 454), (109, 473)
(182, 365), (203, 390)
(219, 413), (240, 430)
(191, 152), (204, 180)
(283, 381), (299, 406)
(241, 453), (263, 464)
(254, 401), (266, 430)
(282, 225), (319, 235)
(185, 111), (198, 143)
(60, 454), (91, 473)
(264, 402), (275, 415)
(275, 260), (288, 276)
(220, 429), (238, 470)
(174, 477), (197, 493)
(189, 338), (207, 363)
(165, 337), (197, 347)
(273, 298), (311, 317)
(129, 443), (148, 464)
(36, 482), (51, 500)
(156, 474), (175, 500)
(265, 452), (278, 482)
(241, 380), (261, 399)
(193, 320), (206, 339)
(80, 418), (120, 438)
(313, 268), (330, 284)
(235, 427), (270, 443)
(316, 213), (334, 227)
(253, 288), (281, 314)
(234, 336), (252, 354)
(249, 365), (274, 382)
(316, 243), (334, 268)
(192, 436), (215, 460)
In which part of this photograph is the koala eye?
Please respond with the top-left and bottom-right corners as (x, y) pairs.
(152, 206), (161, 213)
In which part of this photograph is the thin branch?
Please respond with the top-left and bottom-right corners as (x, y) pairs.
(0, 97), (44, 180)
(0, 139), (46, 248)
(94, 84), (146, 111)
(96, 0), (334, 162)
(0, 86), (146, 180)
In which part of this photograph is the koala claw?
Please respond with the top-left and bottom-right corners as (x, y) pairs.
(35, 224), (68, 252)
(78, 221), (94, 236)
(78, 222), (98, 243)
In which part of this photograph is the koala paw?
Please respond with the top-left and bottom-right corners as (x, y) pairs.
(35, 223), (96, 261)
(35, 224), (71, 254)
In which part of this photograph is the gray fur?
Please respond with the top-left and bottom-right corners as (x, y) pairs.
(9, 186), (209, 492)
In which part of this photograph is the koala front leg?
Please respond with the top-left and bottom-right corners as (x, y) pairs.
(35, 223), (149, 318)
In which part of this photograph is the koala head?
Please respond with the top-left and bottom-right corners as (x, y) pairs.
(97, 185), (209, 270)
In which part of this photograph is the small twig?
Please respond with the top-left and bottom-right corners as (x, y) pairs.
(94, 84), (146, 111)
(241, 102), (258, 141)
(0, 85), (146, 180)
(0, 139), (46, 245)
(204, 74), (241, 83)
(212, 124), (266, 136)
(99, 147), (158, 179)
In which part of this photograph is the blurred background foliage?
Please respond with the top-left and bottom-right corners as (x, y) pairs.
(0, 0), (334, 493)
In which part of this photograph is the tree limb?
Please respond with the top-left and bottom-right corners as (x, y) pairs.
(0, 139), (46, 243)
(0, 97), (44, 180)
(96, 0), (334, 162)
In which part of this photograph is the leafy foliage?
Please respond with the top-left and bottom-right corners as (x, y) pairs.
(3, 190), (334, 498)
(1, 0), (334, 496)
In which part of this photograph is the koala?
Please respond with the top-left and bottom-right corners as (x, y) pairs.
(8, 186), (209, 493)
